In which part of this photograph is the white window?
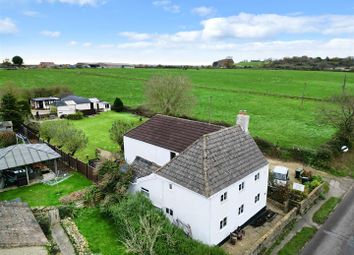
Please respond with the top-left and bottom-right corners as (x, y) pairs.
(220, 192), (228, 202)
(255, 193), (260, 203)
(239, 182), (245, 191)
(169, 183), (173, 190)
(141, 187), (149, 197)
(238, 204), (244, 215)
(255, 173), (260, 181)
(219, 217), (227, 229)
(165, 208), (173, 216)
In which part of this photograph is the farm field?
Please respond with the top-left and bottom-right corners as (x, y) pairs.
(1, 68), (353, 150)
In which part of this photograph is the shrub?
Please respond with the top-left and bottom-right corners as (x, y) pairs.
(66, 112), (84, 120)
(0, 131), (16, 148)
(112, 97), (124, 112)
(58, 204), (78, 218)
(106, 193), (226, 255)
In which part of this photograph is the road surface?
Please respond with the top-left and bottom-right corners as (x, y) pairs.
(301, 185), (354, 255)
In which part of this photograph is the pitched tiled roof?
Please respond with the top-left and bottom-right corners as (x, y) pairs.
(0, 144), (61, 171)
(131, 156), (160, 179)
(125, 114), (223, 153)
(156, 126), (268, 197)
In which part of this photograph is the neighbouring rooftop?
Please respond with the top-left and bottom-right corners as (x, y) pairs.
(0, 144), (61, 171)
(125, 114), (223, 153)
(0, 201), (48, 248)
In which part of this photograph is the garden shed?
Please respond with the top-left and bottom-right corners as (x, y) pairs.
(0, 143), (61, 187)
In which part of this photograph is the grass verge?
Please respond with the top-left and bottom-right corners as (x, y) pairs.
(313, 197), (342, 224)
(0, 172), (91, 206)
(278, 227), (317, 255)
(74, 207), (125, 255)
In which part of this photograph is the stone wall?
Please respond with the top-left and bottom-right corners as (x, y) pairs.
(61, 217), (90, 255)
(297, 183), (324, 215)
(244, 207), (298, 255)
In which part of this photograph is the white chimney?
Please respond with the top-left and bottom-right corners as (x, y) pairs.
(236, 110), (250, 133)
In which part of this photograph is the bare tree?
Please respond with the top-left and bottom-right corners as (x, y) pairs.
(122, 215), (162, 255)
(144, 75), (196, 116)
(321, 94), (354, 141)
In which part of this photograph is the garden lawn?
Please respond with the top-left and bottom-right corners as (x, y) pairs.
(74, 207), (125, 255)
(278, 227), (317, 255)
(69, 111), (144, 162)
(313, 197), (342, 224)
(0, 172), (91, 206)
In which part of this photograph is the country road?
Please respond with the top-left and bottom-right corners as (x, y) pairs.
(301, 184), (354, 255)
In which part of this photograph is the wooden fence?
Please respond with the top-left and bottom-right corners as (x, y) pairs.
(21, 124), (99, 182)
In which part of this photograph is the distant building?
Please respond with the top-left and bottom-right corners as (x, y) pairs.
(30, 97), (59, 110)
(212, 57), (234, 68)
(39, 62), (56, 68)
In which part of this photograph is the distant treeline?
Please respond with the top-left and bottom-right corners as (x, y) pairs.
(263, 56), (354, 71)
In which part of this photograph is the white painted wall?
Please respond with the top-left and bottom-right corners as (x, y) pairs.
(57, 105), (75, 117)
(131, 164), (269, 245)
(124, 136), (177, 166)
(131, 174), (211, 244)
(75, 103), (91, 110)
(208, 164), (269, 244)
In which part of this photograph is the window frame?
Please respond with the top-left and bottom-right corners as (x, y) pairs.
(219, 217), (227, 229)
(238, 204), (244, 215)
(239, 181), (245, 191)
(220, 191), (228, 202)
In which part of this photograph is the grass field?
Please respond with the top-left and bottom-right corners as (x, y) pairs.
(74, 207), (125, 255)
(313, 197), (341, 224)
(1, 68), (353, 150)
(68, 111), (143, 161)
(278, 227), (317, 255)
(0, 172), (91, 206)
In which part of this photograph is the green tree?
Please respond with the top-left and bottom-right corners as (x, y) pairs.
(12, 56), (23, 66)
(64, 128), (88, 156)
(39, 121), (62, 143)
(0, 93), (23, 130)
(110, 120), (137, 151)
(144, 75), (196, 116)
(112, 97), (124, 112)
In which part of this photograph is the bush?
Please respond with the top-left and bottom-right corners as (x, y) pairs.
(58, 204), (78, 219)
(0, 131), (16, 148)
(66, 112), (84, 120)
(106, 193), (226, 255)
(112, 97), (124, 112)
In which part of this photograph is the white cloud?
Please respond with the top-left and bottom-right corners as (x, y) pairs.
(22, 10), (40, 17)
(40, 30), (61, 37)
(200, 13), (354, 39)
(191, 6), (216, 17)
(39, 0), (104, 6)
(119, 32), (153, 41)
(68, 40), (78, 45)
(83, 42), (92, 47)
(153, 0), (180, 13)
(0, 18), (17, 34)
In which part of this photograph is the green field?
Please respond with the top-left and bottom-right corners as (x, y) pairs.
(0, 172), (91, 206)
(1, 68), (353, 150)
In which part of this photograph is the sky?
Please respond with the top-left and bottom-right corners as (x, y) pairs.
(0, 0), (354, 65)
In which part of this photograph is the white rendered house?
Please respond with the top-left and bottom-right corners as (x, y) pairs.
(124, 114), (269, 245)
